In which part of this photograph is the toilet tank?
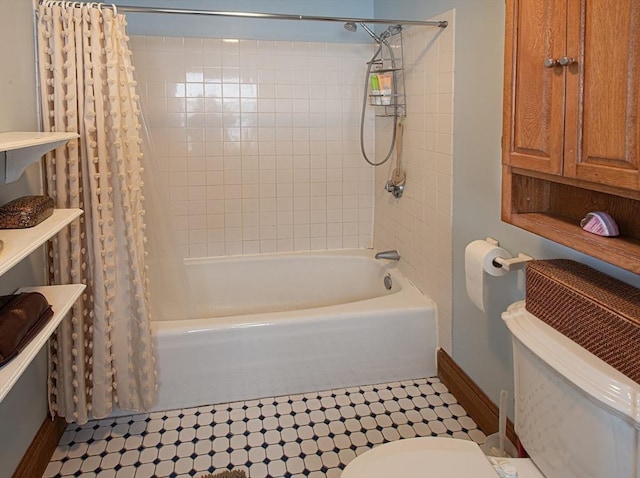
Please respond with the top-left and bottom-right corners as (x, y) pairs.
(503, 302), (640, 478)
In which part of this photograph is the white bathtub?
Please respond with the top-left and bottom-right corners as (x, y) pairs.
(151, 249), (437, 412)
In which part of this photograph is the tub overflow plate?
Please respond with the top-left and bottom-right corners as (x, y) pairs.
(384, 274), (393, 290)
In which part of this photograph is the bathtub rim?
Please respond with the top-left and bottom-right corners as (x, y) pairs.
(183, 247), (393, 266)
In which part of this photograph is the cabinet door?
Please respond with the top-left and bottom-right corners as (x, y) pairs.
(503, 0), (566, 175)
(564, 0), (640, 191)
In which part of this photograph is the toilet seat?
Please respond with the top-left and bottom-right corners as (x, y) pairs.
(341, 437), (500, 478)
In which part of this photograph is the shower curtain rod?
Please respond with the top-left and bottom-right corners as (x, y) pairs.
(115, 5), (448, 28)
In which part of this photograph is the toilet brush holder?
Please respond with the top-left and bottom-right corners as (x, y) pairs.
(480, 389), (518, 458)
(480, 432), (518, 458)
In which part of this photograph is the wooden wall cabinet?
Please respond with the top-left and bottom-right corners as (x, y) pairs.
(502, 0), (640, 274)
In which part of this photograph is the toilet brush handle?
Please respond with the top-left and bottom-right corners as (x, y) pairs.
(498, 390), (508, 454)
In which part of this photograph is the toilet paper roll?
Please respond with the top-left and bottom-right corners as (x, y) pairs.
(465, 240), (510, 312)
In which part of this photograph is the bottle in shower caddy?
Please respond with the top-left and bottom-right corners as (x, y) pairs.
(378, 72), (393, 105)
(370, 74), (381, 105)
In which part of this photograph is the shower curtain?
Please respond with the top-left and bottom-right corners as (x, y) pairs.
(37, 2), (155, 423)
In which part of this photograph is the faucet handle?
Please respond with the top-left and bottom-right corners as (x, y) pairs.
(385, 180), (404, 198)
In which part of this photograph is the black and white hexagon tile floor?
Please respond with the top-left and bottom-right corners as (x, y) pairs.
(44, 377), (486, 478)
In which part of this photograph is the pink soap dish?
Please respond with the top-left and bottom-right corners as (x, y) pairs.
(580, 211), (620, 237)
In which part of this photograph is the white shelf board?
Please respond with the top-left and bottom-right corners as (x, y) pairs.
(0, 283), (85, 403)
(0, 131), (79, 183)
(0, 131), (79, 152)
(0, 209), (83, 276)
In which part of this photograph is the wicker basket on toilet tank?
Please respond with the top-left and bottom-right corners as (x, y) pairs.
(525, 259), (640, 384)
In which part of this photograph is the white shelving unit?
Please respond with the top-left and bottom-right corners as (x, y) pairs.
(0, 133), (84, 404)
(0, 131), (78, 183)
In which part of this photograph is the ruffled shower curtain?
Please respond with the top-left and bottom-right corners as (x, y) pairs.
(37, 2), (155, 423)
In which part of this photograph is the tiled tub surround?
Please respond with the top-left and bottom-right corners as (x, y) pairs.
(44, 378), (486, 478)
(373, 11), (455, 353)
(130, 36), (377, 258)
(150, 250), (437, 412)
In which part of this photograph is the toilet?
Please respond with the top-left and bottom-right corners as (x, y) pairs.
(342, 301), (640, 478)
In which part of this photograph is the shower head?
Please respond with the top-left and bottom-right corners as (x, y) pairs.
(343, 22), (357, 33)
(378, 24), (403, 42)
(343, 22), (402, 44)
(343, 21), (383, 43)
(386, 25), (403, 36)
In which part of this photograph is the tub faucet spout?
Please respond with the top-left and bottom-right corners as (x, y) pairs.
(375, 250), (400, 261)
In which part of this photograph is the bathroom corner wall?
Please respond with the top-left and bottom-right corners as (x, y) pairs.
(131, 37), (376, 257)
(373, 10), (455, 353)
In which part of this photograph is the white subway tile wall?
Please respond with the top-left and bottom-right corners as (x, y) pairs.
(373, 11), (456, 353)
(130, 36), (376, 257)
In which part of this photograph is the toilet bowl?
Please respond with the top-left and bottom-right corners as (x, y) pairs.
(341, 436), (544, 478)
(342, 302), (640, 478)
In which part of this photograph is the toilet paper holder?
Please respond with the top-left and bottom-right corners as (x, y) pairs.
(486, 237), (533, 272)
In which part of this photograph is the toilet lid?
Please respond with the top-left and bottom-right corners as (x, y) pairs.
(342, 437), (499, 478)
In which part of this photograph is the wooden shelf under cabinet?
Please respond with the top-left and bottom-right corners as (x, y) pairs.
(508, 213), (640, 273)
(503, 170), (640, 275)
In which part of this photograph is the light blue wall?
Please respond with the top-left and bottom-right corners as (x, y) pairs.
(113, 0), (375, 42)
(374, 0), (639, 417)
(0, 1), (49, 476)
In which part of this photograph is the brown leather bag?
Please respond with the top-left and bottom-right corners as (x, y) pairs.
(0, 292), (54, 367)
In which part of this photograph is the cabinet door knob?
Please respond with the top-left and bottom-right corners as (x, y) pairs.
(544, 58), (560, 68)
(559, 56), (577, 66)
